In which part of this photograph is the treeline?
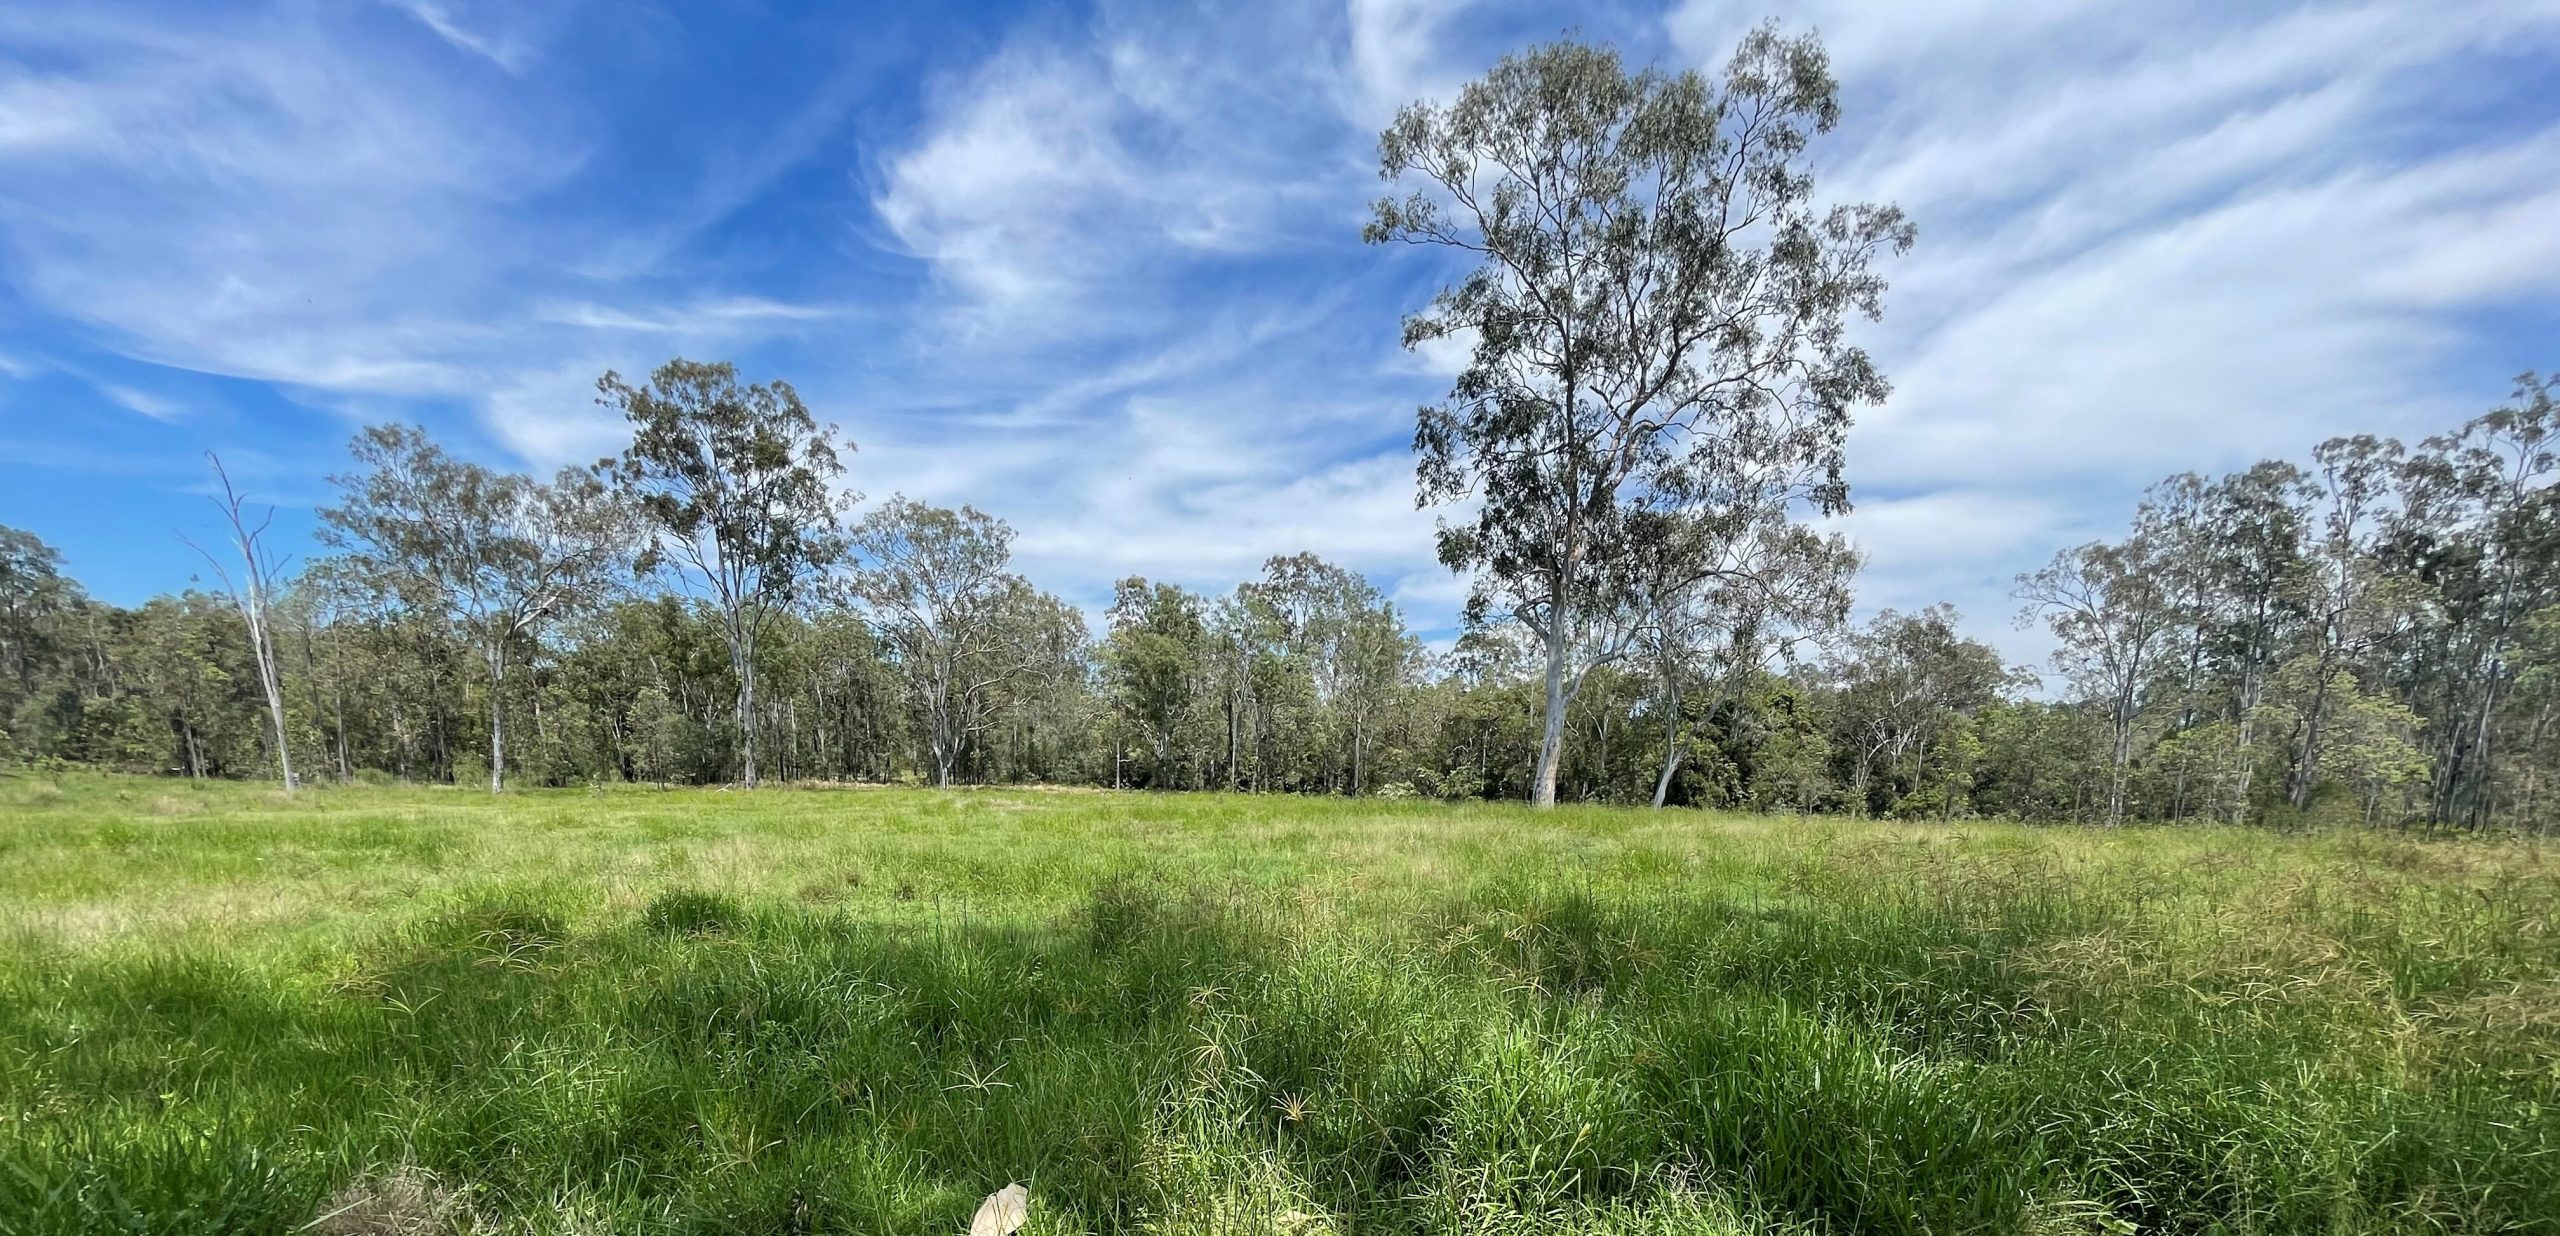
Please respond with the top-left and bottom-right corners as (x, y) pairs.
(2009, 374), (2560, 831)
(0, 372), (2550, 830)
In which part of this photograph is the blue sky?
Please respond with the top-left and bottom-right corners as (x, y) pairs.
(3, 0), (2557, 666)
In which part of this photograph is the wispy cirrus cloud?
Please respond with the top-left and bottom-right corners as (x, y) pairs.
(1670, 0), (2560, 663)
(98, 384), (186, 423)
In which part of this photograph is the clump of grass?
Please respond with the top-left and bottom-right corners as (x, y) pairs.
(639, 887), (742, 936)
(309, 1163), (483, 1235)
(1082, 872), (1173, 953)
(796, 868), (865, 903)
(410, 897), (566, 966)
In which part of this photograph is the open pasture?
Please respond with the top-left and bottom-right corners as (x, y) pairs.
(1, 775), (2554, 1234)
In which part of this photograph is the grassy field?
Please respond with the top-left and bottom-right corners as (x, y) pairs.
(1, 775), (2554, 1235)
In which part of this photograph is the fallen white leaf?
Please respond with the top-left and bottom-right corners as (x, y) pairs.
(968, 1182), (1028, 1236)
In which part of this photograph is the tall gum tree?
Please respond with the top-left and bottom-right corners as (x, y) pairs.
(1369, 28), (1911, 806)
(600, 359), (854, 788)
(2393, 375), (2556, 826)
(0, 527), (73, 721)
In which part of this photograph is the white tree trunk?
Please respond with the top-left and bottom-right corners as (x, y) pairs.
(1531, 604), (1570, 808)
(244, 592), (296, 795)
(731, 631), (759, 788)
(1651, 676), (1684, 811)
(486, 642), (506, 793)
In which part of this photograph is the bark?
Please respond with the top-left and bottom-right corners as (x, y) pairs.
(486, 642), (506, 793)
(1531, 596), (1570, 807)
(2289, 641), (2337, 811)
(729, 622), (760, 787)
(244, 595), (295, 795)
(1650, 673), (1683, 810)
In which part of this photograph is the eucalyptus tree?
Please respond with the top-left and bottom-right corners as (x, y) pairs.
(2017, 523), (2180, 827)
(0, 526), (75, 747)
(2196, 463), (2315, 818)
(321, 424), (638, 792)
(1369, 28), (1910, 806)
(120, 593), (256, 779)
(2262, 658), (2429, 827)
(1101, 578), (1207, 787)
(1335, 601), (1423, 795)
(1629, 513), (1855, 809)
(2511, 607), (2560, 831)
(2292, 434), (2409, 812)
(1833, 606), (2007, 816)
(847, 497), (1084, 789)
(1240, 554), (1420, 793)
(600, 359), (853, 787)
(1201, 594), (1263, 790)
(186, 454), (298, 794)
(289, 559), (398, 785)
(2392, 375), (2557, 826)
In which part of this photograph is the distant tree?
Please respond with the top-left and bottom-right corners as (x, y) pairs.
(1336, 603), (1422, 795)
(1833, 606), (2008, 817)
(2194, 463), (2315, 820)
(1626, 511), (1855, 810)
(2293, 434), (2410, 813)
(185, 454), (298, 795)
(2262, 658), (2430, 826)
(121, 593), (257, 778)
(1201, 594), (1263, 791)
(0, 526), (76, 752)
(600, 359), (854, 787)
(2390, 375), (2556, 826)
(2017, 520), (2181, 827)
(847, 497), (1083, 789)
(1239, 555), (1421, 794)
(1370, 29), (1910, 806)
(1102, 579), (1206, 788)
(2509, 606), (2560, 831)
(321, 424), (637, 792)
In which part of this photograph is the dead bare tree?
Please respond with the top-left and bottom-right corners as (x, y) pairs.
(187, 453), (297, 795)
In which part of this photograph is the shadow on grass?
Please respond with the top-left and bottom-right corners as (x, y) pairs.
(1, 876), (2551, 1234)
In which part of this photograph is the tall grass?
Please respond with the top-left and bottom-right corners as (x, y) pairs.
(0, 773), (2552, 1233)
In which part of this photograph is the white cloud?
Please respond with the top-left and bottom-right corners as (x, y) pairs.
(381, 0), (548, 72)
(1338, 0), (1479, 127)
(100, 384), (186, 422)
(870, 0), (1498, 341)
(0, 5), (571, 395)
(533, 297), (845, 335)
(0, 2), (886, 476)
(478, 360), (631, 469)
(871, 38), (1340, 340)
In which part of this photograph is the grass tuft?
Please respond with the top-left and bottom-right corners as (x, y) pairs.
(638, 888), (743, 937)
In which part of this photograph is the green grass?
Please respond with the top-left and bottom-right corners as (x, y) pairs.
(1, 774), (2554, 1234)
